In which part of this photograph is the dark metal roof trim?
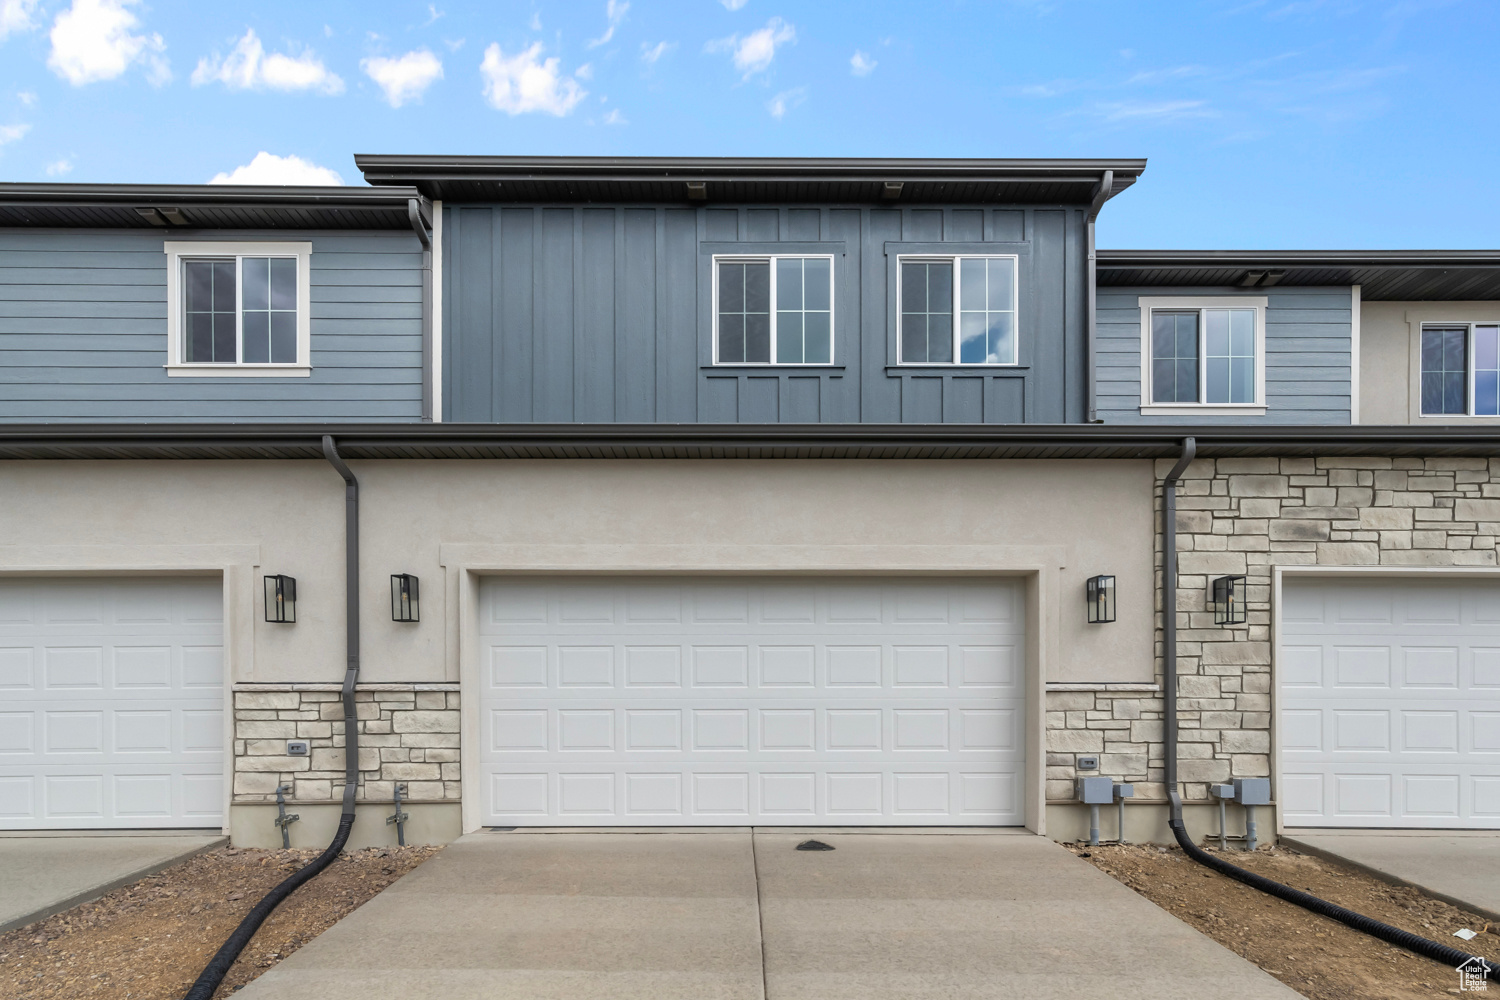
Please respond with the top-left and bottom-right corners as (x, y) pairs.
(354, 155), (1146, 205)
(1, 422), (1498, 461)
(0, 183), (424, 231)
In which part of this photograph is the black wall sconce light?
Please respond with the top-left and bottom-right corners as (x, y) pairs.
(1086, 574), (1116, 624)
(1212, 575), (1248, 625)
(391, 574), (420, 623)
(264, 574), (296, 624)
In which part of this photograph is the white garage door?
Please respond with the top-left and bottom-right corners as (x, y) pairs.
(0, 578), (224, 829)
(1281, 576), (1500, 828)
(478, 577), (1025, 826)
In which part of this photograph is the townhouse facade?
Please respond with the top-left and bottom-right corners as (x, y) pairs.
(1, 158), (1497, 848)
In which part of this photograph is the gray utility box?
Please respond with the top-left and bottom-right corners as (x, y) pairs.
(1233, 778), (1271, 805)
(1076, 776), (1115, 804)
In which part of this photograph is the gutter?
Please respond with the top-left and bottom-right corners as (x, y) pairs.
(1085, 170), (1114, 423)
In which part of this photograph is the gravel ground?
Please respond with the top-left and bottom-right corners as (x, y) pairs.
(0, 844), (440, 1000)
(1070, 842), (1497, 999)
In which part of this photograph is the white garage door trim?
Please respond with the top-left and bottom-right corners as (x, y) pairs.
(477, 576), (1026, 827)
(0, 577), (226, 829)
(1278, 570), (1500, 830)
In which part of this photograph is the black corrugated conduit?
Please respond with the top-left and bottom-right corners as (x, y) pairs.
(181, 436), (362, 1000)
(1158, 437), (1497, 981)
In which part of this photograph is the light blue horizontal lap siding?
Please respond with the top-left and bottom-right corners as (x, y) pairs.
(443, 204), (1086, 424)
(1095, 285), (1353, 425)
(0, 229), (425, 422)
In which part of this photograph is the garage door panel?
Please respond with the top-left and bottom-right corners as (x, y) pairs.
(1282, 578), (1500, 829)
(480, 577), (1025, 826)
(0, 578), (224, 829)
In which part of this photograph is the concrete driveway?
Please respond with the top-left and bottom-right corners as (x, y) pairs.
(0, 831), (225, 933)
(1283, 830), (1500, 921)
(234, 828), (1298, 1000)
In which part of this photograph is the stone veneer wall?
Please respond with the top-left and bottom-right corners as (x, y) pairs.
(233, 684), (460, 803)
(1046, 455), (1500, 807)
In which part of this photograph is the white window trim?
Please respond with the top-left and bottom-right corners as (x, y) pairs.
(1415, 320), (1500, 419)
(894, 253), (1021, 367)
(710, 253), (837, 366)
(163, 241), (313, 377)
(1137, 295), (1268, 414)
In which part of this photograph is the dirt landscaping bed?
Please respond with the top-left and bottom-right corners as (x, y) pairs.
(0, 844), (439, 1000)
(1070, 841), (1496, 999)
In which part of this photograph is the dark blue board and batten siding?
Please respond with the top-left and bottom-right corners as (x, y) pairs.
(0, 229), (425, 422)
(442, 204), (1087, 423)
(1095, 286), (1353, 424)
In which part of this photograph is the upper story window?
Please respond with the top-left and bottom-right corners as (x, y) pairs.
(1138, 296), (1267, 414)
(713, 255), (833, 365)
(1421, 323), (1500, 416)
(897, 255), (1017, 365)
(164, 242), (312, 377)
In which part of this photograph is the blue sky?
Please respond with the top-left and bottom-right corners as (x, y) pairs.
(0, 0), (1496, 249)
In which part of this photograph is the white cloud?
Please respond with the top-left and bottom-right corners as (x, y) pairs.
(1097, 99), (1216, 123)
(479, 41), (586, 115)
(0, 122), (29, 148)
(362, 49), (443, 107)
(587, 0), (628, 48)
(850, 50), (876, 76)
(766, 86), (804, 118)
(424, 4), (443, 25)
(209, 152), (344, 186)
(720, 0), (749, 8)
(707, 17), (793, 79)
(192, 30), (344, 95)
(640, 40), (672, 64)
(44, 156), (72, 175)
(1, 0), (38, 41)
(604, 107), (626, 125)
(48, 0), (169, 86)
(17, 90), (36, 106)
(528, 11), (542, 30)
(575, 62), (593, 80)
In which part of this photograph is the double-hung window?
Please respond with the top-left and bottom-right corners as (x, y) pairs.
(897, 255), (1018, 365)
(713, 255), (834, 365)
(1139, 297), (1266, 412)
(1420, 323), (1500, 416)
(164, 242), (312, 375)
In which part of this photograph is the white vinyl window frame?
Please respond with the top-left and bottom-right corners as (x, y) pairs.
(894, 253), (1021, 367)
(1138, 295), (1268, 416)
(710, 253), (837, 366)
(1415, 321), (1500, 419)
(163, 241), (313, 377)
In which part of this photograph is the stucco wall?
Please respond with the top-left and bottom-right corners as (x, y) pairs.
(1361, 301), (1500, 425)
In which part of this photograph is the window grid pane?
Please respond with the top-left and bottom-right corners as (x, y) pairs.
(1151, 311), (1199, 403)
(717, 261), (771, 363)
(1421, 326), (1468, 415)
(773, 257), (833, 365)
(1475, 326), (1499, 417)
(1204, 308), (1256, 404)
(900, 261), (953, 363)
(183, 259), (236, 364)
(241, 257), (298, 364)
(958, 257), (1017, 364)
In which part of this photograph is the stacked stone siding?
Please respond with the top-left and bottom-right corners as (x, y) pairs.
(1045, 455), (1499, 807)
(233, 684), (460, 804)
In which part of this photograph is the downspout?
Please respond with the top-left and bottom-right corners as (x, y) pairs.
(409, 197), (434, 423)
(1158, 439), (1498, 980)
(1084, 169), (1113, 424)
(182, 436), (363, 1000)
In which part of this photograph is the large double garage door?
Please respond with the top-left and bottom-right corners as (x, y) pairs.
(478, 577), (1026, 826)
(0, 578), (224, 829)
(1281, 577), (1500, 829)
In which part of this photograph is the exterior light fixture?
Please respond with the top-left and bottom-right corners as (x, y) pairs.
(264, 574), (296, 624)
(1085, 574), (1116, 624)
(391, 574), (420, 623)
(1212, 575), (1248, 626)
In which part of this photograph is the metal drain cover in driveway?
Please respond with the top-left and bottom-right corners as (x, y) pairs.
(796, 840), (835, 851)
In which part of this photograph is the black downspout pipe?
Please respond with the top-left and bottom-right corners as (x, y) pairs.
(1158, 439), (1497, 980)
(1084, 169), (1113, 424)
(408, 198), (434, 423)
(181, 437), (362, 1000)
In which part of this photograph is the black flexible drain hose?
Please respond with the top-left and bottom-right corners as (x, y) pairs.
(180, 816), (353, 1000)
(1167, 817), (1496, 978)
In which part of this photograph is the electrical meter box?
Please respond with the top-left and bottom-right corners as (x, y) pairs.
(1233, 778), (1271, 805)
(1076, 776), (1115, 804)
